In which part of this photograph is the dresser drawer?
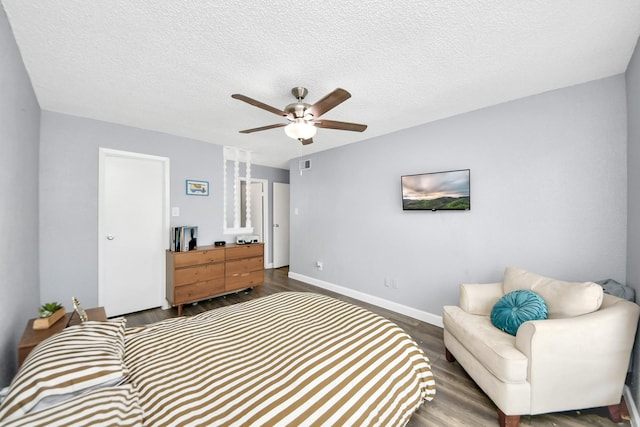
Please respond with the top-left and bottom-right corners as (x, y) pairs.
(225, 270), (264, 291)
(174, 279), (225, 303)
(174, 263), (224, 286)
(225, 244), (263, 260)
(173, 248), (225, 268)
(225, 257), (264, 276)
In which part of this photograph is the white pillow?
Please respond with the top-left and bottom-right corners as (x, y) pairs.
(503, 266), (603, 318)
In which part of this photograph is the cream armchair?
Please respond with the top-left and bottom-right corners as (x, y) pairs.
(443, 267), (640, 427)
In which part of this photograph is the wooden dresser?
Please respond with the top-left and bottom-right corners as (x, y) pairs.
(166, 243), (264, 315)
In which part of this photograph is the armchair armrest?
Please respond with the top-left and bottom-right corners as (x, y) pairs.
(515, 297), (640, 413)
(460, 282), (503, 316)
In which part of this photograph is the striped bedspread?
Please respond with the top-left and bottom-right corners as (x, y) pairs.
(125, 292), (436, 426)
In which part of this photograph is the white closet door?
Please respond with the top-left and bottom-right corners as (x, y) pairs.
(98, 148), (169, 317)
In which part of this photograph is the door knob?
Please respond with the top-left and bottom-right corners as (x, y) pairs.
(106, 234), (115, 240)
(274, 224), (279, 228)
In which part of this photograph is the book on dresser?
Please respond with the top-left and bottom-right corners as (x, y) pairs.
(165, 243), (264, 316)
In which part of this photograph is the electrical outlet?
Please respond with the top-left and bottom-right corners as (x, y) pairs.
(316, 261), (323, 271)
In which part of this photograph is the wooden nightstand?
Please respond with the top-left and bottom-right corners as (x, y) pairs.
(17, 307), (107, 368)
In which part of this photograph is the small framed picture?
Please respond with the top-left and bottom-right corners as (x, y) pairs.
(72, 297), (88, 322)
(186, 180), (209, 196)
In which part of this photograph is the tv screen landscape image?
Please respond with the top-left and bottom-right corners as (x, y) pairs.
(401, 169), (470, 211)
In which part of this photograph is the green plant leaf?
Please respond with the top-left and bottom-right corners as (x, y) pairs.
(38, 302), (63, 317)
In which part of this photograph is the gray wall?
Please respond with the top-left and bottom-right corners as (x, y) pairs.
(0, 7), (41, 385)
(626, 36), (640, 414)
(290, 75), (627, 318)
(39, 111), (287, 308)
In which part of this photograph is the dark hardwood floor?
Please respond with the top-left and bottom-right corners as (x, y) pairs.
(122, 268), (631, 427)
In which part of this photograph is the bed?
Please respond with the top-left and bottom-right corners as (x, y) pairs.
(0, 292), (436, 426)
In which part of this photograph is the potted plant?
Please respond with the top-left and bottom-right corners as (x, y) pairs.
(33, 302), (66, 330)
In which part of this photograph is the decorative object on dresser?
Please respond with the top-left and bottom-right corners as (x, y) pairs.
(166, 243), (264, 316)
(171, 226), (198, 252)
(32, 302), (65, 330)
(18, 307), (108, 367)
(235, 234), (259, 244)
(67, 296), (89, 326)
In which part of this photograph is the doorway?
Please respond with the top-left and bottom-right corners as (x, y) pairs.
(98, 148), (170, 317)
(273, 183), (290, 268)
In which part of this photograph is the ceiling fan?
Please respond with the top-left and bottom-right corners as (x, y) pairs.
(231, 87), (367, 145)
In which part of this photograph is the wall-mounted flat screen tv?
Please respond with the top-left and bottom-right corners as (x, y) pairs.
(401, 169), (470, 211)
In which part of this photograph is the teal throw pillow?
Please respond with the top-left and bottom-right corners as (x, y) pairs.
(490, 290), (548, 336)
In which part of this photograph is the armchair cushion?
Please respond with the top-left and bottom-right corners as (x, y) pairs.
(460, 282), (503, 315)
(490, 290), (548, 335)
(443, 306), (528, 383)
(503, 267), (603, 318)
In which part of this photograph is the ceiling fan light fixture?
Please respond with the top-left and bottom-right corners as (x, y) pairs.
(233, 87), (366, 146)
(284, 120), (317, 141)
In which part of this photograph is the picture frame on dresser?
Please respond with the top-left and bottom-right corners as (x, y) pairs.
(172, 226), (198, 252)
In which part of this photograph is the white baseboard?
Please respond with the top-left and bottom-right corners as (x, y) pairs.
(625, 385), (639, 427)
(288, 272), (443, 328)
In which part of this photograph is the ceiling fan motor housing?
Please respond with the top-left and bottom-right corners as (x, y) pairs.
(284, 102), (312, 120)
(285, 87), (313, 120)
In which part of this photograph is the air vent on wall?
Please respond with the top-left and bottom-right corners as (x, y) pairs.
(299, 159), (311, 171)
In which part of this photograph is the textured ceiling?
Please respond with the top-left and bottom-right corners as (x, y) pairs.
(2, 1), (640, 168)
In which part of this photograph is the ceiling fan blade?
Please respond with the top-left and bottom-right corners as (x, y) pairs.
(307, 88), (351, 118)
(239, 123), (287, 134)
(314, 119), (367, 132)
(300, 138), (314, 145)
(232, 94), (287, 117)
